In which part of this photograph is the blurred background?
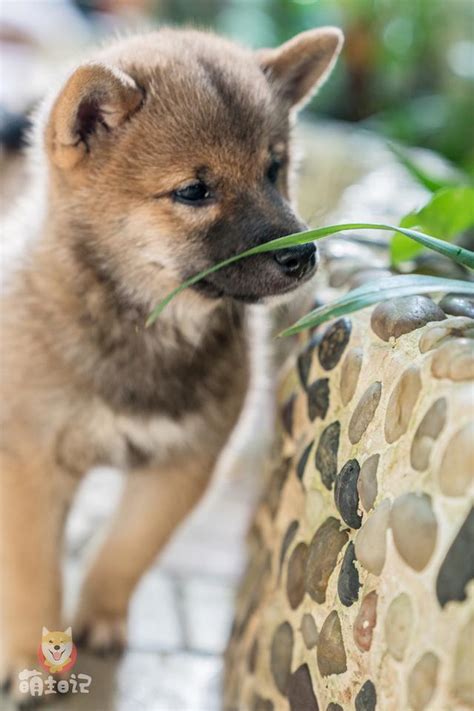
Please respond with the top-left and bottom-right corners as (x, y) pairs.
(1, 0), (473, 172)
(0, 2), (472, 710)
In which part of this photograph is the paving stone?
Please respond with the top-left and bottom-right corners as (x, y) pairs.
(371, 295), (445, 342)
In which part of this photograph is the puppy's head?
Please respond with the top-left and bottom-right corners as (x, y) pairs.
(45, 28), (343, 307)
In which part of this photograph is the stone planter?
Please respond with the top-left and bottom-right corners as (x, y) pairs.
(225, 276), (474, 709)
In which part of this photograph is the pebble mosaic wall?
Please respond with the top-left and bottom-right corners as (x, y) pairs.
(224, 250), (474, 710)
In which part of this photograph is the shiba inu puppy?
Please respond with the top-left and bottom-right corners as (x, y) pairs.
(0, 26), (343, 690)
(40, 628), (73, 674)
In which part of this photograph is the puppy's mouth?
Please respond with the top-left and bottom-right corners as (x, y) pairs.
(51, 650), (64, 661)
(189, 245), (318, 304)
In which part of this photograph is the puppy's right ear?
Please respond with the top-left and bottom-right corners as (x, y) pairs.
(46, 63), (143, 171)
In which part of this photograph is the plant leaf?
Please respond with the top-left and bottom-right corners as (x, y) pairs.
(146, 222), (474, 326)
(279, 276), (474, 337)
(391, 186), (474, 265)
(388, 142), (467, 193)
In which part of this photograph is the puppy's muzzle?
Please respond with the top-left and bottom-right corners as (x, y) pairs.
(273, 243), (317, 280)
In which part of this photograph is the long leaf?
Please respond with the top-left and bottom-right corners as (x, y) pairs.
(146, 223), (474, 326)
(279, 276), (474, 337)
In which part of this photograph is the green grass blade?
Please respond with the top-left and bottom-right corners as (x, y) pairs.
(279, 276), (474, 337)
(146, 223), (474, 326)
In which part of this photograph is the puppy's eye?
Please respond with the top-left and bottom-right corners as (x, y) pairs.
(267, 158), (282, 184)
(173, 181), (211, 205)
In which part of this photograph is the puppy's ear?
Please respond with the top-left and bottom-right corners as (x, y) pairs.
(46, 63), (143, 170)
(42, 627), (49, 636)
(64, 626), (72, 637)
(257, 27), (343, 110)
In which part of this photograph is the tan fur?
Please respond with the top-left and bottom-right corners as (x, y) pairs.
(0, 26), (342, 688)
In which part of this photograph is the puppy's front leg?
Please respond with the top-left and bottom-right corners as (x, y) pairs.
(75, 455), (215, 653)
(0, 451), (65, 689)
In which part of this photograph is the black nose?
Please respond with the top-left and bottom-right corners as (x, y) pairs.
(54, 645), (60, 650)
(274, 243), (317, 279)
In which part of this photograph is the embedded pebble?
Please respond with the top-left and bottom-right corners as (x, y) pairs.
(288, 664), (318, 711)
(385, 366), (421, 443)
(431, 337), (474, 381)
(305, 517), (348, 603)
(390, 493), (437, 571)
(334, 459), (362, 528)
(436, 507), (474, 607)
(419, 316), (474, 353)
(438, 423), (474, 496)
(355, 500), (390, 575)
(340, 346), (363, 405)
(318, 318), (352, 370)
(251, 695), (274, 711)
(385, 593), (413, 660)
(326, 704), (343, 711)
(301, 614), (319, 649)
(248, 638), (259, 674)
(270, 622), (294, 695)
(349, 268), (393, 289)
(267, 459), (291, 517)
(297, 441), (314, 481)
(370, 295), (445, 342)
(287, 542), (308, 609)
(353, 591), (378, 652)
(307, 378), (330, 421)
(297, 336), (319, 388)
(281, 393), (296, 436)
(355, 680), (377, 711)
(337, 542), (360, 606)
(279, 521), (299, 576)
(357, 454), (379, 511)
(315, 421), (340, 490)
(407, 652), (439, 710)
(452, 615), (474, 706)
(410, 398), (447, 471)
(439, 292), (474, 318)
(317, 611), (347, 677)
(349, 382), (382, 444)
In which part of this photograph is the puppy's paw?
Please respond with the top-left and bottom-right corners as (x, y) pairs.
(74, 615), (127, 657)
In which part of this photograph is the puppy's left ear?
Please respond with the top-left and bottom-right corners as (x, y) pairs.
(257, 27), (344, 110)
(64, 627), (72, 637)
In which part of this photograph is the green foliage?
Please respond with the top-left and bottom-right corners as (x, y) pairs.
(391, 186), (474, 265)
(279, 276), (474, 336)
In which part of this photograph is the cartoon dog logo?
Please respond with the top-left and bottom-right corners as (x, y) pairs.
(37, 627), (77, 674)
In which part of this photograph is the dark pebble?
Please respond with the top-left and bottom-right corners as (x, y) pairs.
(317, 611), (347, 676)
(281, 393), (297, 436)
(326, 705), (343, 711)
(267, 458), (291, 518)
(287, 542), (309, 609)
(297, 336), (320, 388)
(248, 637), (259, 673)
(288, 664), (319, 711)
(305, 517), (348, 603)
(436, 507), (474, 607)
(279, 520), (299, 577)
(439, 293), (474, 319)
(251, 695), (274, 711)
(315, 421), (341, 490)
(318, 318), (352, 370)
(307, 378), (330, 421)
(337, 541), (360, 606)
(297, 441), (314, 481)
(270, 622), (294, 695)
(355, 680), (377, 711)
(334, 459), (362, 529)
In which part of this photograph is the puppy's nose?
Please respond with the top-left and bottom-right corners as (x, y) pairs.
(274, 243), (317, 279)
(54, 645), (60, 650)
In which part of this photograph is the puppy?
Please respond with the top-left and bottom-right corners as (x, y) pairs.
(0, 26), (343, 686)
